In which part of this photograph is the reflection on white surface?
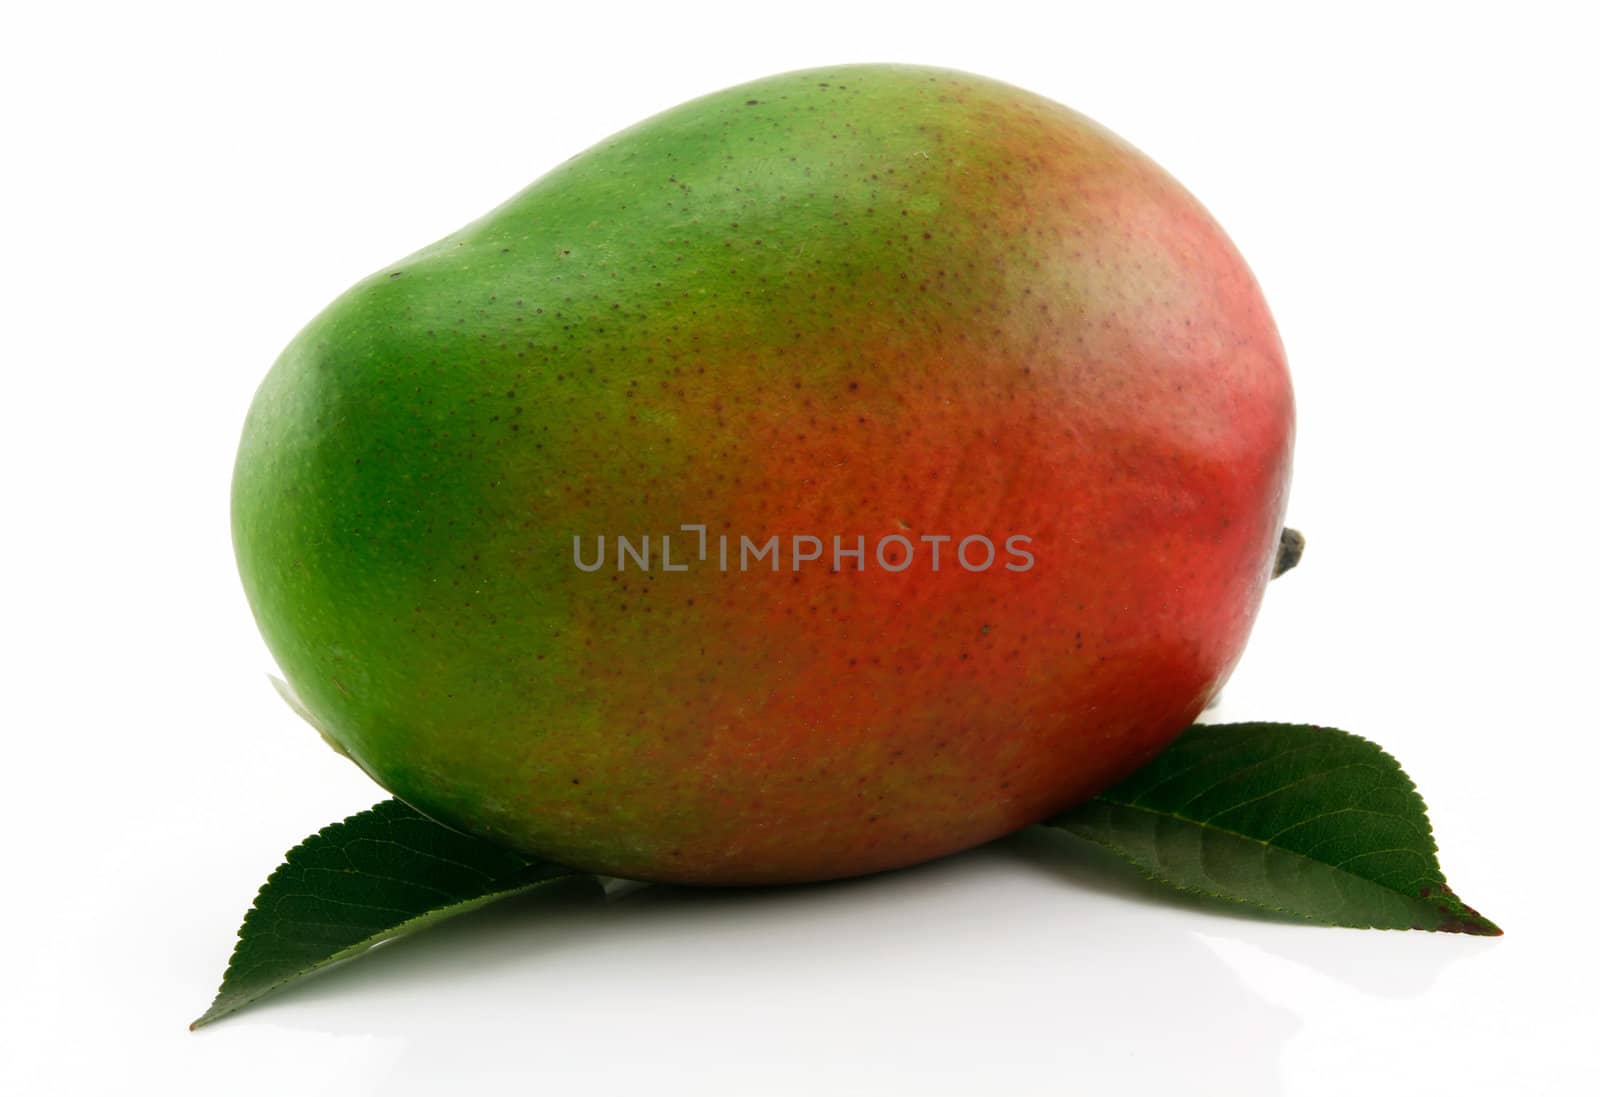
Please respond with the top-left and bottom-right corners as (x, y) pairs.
(236, 840), (1305, 1095)
(192, 828), (1517, 1097)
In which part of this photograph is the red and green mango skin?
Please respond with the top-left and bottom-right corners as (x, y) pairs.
(232, 64), (1293, 885)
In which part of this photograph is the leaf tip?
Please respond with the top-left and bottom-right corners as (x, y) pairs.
(1418, 883), (1502, 936)
(1428, 915), (1503, 937)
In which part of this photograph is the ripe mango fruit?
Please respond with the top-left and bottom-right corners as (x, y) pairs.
(233, 64), (1293, 884)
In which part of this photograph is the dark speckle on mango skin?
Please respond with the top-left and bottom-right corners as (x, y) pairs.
(231, 63), (1293, 885)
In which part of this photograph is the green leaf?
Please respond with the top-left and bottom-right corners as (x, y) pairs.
(192, 799), (600, 1028)
(1043, 722), (1499, 934)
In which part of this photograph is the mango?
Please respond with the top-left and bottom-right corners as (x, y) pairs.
(232, 64), (1293, 884)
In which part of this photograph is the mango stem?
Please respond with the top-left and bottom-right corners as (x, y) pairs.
(1272, 528), (1305, 579)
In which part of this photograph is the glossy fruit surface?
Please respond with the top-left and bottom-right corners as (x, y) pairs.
(233, 64), (1293, 884)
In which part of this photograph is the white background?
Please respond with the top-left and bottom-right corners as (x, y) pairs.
(4, 2), (1597, 1093)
